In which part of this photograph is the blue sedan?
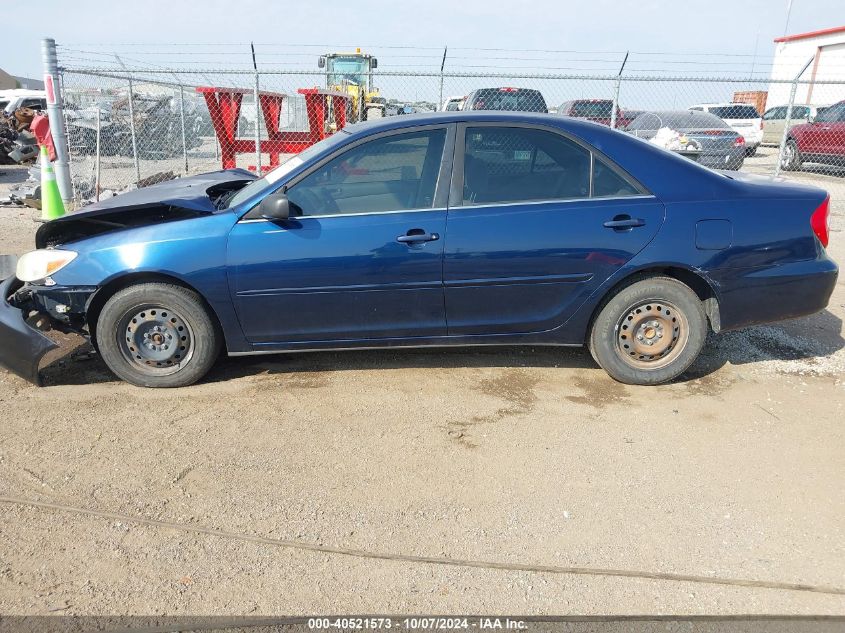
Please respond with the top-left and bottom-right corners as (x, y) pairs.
(0, 112), (837, 387)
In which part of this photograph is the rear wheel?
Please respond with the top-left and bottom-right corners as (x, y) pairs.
(589, 277), (707, 385)
(781, 139), (802, 171)
(745, 145), (757, 157)
(97, 283), (221, 387)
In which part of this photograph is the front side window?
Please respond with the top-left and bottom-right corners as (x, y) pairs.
(286, 128), (446, 216)
(817, 102), (845, 122)
(793, 106), (810, 119)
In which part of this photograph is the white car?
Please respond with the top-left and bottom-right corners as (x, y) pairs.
(0, 89), (47, 115)
(689, 103), (763, 156)
(441, 95), (465, 111)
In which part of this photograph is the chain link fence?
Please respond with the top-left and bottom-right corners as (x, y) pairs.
(55, 56), (845, 205)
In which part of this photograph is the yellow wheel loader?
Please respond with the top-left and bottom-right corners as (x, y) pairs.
(318, 49), (385, 124)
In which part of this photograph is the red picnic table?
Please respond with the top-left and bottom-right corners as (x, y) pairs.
(196, 86), (351, 171)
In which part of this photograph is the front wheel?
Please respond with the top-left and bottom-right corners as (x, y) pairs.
(589, 277), (708, 385)
(97, 283), (221, 387)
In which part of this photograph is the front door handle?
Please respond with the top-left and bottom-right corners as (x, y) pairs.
(397, 230), (440, 244)
(603, 215), (646, 230)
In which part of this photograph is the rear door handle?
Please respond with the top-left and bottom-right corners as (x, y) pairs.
(397, 231), (439, 244)
(603, 215), (646, 230)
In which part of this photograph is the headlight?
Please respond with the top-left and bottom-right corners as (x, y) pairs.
(16, 249), (78, 282)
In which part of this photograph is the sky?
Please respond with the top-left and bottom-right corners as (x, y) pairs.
(2, 0), (842, 80)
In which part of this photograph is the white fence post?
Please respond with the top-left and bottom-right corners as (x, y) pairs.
(774, 56), (814, 177)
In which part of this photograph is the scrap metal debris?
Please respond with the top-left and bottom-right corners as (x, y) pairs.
(0, 107), (39, 165)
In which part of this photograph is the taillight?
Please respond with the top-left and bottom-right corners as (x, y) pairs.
(499, 87), (517, 92)
(811, 196), (831, 247)
(733, 136), (746, 147)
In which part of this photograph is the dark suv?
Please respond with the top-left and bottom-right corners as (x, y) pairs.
(782, 100), (845, 171)
(463, 88), (547, 113)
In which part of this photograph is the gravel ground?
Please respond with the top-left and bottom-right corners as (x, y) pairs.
(0, 165), (843, 616)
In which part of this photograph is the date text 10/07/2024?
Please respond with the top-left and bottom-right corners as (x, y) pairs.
(307, 618), (528, 630)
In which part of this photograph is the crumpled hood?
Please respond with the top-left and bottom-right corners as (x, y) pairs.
(35, 168), (257, 249)
(74, 168), (256, 215)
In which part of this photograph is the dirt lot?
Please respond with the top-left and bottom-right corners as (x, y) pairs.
(0, 162), (843, 615)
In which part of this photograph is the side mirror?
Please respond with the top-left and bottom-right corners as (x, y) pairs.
(371, 58), (378, 69)
(317, 56), (326, 69)
(257, 193), (291, 221)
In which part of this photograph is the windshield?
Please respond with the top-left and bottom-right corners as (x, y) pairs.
(225, 132), (352, 209)
(571, 101), (613, 118)
(471, 89), (547, 113)
(327, 56), (369, 86)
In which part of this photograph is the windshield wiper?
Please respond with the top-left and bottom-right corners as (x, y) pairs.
(216, 189), (240, 210)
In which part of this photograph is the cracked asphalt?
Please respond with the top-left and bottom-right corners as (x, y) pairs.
(0, 164), (843, 615)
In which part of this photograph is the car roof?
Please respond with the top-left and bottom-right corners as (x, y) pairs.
(692, 102), (756, 107)
(0, 89), (45, 97)
(341, 110), (585, 135)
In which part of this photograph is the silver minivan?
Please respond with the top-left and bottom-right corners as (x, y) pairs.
(761, 104), (825, 145)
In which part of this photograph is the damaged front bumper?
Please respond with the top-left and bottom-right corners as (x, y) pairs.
(0, 275), (57, 385)
(0, 263), (96, 385)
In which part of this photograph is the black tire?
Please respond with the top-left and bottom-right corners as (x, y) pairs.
(745, 146), (757, 157)
(97, 283), (221, 387)
(589, 276), (708, 385)
(781, 138), (802, 171)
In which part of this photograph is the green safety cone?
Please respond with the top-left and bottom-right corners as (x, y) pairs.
(39, 145), (66, 221)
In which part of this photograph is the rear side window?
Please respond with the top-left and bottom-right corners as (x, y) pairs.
(463, 127), (589, 204)
(571, 101), (613, 118)
(708, 105), (759, 119)
(462, 127), (646, 205)
(593, 157), (641, 197)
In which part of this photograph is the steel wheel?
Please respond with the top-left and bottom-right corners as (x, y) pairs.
(615, 300), (689, 370)
(780, 139), (801, 171)
(117, 304), (194, 376)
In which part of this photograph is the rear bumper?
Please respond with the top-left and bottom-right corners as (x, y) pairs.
(0, 275), (58, 385)
(712, 256), (839, 332)
(699, 149), (745, 168)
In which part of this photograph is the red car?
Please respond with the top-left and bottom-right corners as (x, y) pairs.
(557, 99), (633, 128)
(782, 100), (845, 171)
